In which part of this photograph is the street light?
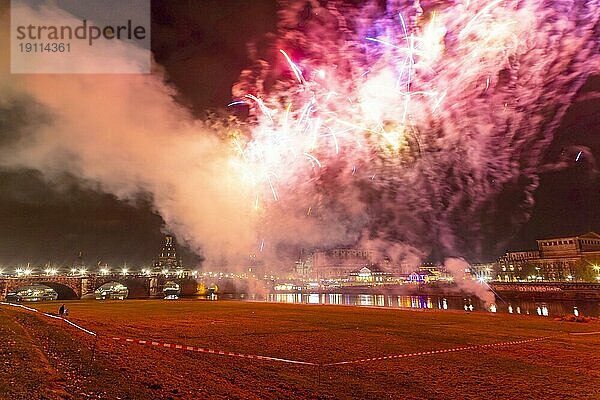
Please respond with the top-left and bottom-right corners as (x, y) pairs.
(100, 268), (110, 275)
(121, 268), (128, 275)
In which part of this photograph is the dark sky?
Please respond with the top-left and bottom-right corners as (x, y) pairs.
(0, 0), (598, 267)
(511, 77), (600, 250)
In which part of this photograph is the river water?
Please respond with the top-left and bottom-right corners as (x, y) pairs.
(235, 293), (600, 317)
(9, 283), (599, 316)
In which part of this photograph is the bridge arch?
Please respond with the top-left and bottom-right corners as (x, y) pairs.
(94, 281), (129, 300)
(22, 282), (78, 300)
(91, 277), (149, 299)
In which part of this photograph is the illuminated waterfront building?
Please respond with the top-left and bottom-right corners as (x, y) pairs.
(312, 249), (374, 279)
(349, 265), (394, 283)
(407, 270), (437, 283)
(496, 232), (600, 281)
(469, 263), (495, 281)
(294, 258), (312, 277)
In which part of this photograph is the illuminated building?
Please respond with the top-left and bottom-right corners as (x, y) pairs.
(154, 235), (183, 271)
(469, 263), (495, 281)
(407, 270), (437, 283)
(418, 263), (443, 276)
(312, 249), (374, 279)
(294, 258), (312, 277)
(406, 264), (456, 283)
(496, 232), (600, 281)
(293, 249), (313, 277)
(349, 265), (394, 283)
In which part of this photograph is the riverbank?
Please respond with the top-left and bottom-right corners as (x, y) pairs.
(1, 300), (600, 399)
(265, 281), (600, 299)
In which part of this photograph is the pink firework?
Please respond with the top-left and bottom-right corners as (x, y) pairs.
(229, 0), (599, 260)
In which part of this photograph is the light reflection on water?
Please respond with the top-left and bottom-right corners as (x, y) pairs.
(263, 293), (600, 317)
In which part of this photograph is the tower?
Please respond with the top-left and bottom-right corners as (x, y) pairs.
(155, 235), (182, 270)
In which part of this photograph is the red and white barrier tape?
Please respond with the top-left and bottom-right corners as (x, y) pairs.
(324, 336), (552, 366)
(110, 336), (317, 365)
(2, 302), (597, 367)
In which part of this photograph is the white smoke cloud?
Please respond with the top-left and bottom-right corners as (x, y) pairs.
(0, 3), (257, 267)
(444, 258), (495, 306)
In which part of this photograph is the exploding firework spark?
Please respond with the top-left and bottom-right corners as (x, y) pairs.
(227, 0), (599, 260)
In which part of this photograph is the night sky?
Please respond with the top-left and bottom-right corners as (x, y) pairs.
(0, 0), (598, 267)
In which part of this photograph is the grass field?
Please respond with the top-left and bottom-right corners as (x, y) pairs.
(1, 299), (599, 399)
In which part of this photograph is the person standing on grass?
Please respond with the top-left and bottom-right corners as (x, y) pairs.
(59, 303), (65, 316)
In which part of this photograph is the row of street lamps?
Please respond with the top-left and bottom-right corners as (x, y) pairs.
(0, 267), (192, 277)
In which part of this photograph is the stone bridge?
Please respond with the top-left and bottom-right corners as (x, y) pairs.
(0, 275), (199, 300)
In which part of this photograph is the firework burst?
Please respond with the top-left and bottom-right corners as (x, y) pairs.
(227, 0), (599, 260)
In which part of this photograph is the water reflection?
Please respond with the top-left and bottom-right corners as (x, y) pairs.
(265, 293), (600, 316)
(308, 294), (320, 304)
(95, 282), (128, 300)
(6, 285), (58, 302)
(329, 294), (342, 305)
(357, 295), (373, 306)
(163, 281), (180, 298)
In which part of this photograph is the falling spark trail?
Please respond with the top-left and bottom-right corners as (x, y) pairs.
(244, 94), (273, 122)
(304, 153), (322, 168)
(280, 49), (305, 84)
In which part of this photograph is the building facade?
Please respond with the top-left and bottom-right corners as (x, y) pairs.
(469, 263), (495, 281)
(349, 265), (394, 283)
(312, 249), (374, 279)
(496, 232), (600, 281)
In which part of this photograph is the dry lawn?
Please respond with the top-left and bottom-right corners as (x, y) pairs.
(1, 299), (599, 399)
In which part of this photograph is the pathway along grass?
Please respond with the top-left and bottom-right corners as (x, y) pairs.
(1, 300), (599, 399)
